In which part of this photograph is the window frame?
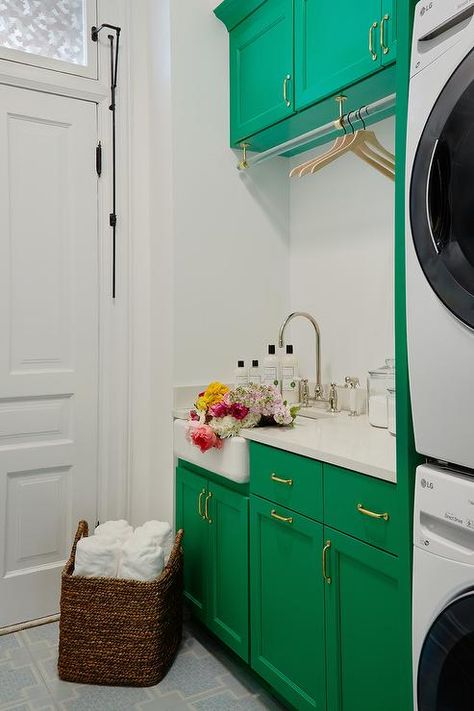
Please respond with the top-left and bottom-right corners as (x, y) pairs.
(0, 0), (98, 80)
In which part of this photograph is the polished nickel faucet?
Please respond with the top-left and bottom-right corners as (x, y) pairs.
(278, 312), (323, 401)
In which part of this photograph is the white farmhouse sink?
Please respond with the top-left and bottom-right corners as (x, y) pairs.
(173, 419), (249, 484)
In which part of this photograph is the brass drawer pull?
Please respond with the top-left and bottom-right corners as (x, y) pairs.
(322, 540), (331, 585)
(271, 473), (293, 486)
(205, 492), (213, 524)
(357, 503), (390, 521)
(271, 509), (293, 524)
(369, 21), (378, 61)
(380, 13), (390, 54)
(198, 489), (206, 519)
(283, 74), (291, 107)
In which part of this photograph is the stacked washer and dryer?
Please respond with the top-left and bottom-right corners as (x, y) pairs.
(407, 1), (474, 709)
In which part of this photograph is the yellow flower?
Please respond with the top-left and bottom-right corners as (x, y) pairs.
(196, 396), (208, 412)
(204, 382), (229, 406)
(195, 382), (229, 412)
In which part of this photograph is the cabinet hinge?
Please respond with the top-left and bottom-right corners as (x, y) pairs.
(96, 141), (102, 177)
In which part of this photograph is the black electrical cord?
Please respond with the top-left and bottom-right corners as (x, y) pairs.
(92, 23), (121, 298)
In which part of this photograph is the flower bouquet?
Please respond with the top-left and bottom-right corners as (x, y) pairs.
(187, 381), (299, 453)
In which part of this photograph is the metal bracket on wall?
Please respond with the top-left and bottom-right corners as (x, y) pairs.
(91, 23), (122, 298)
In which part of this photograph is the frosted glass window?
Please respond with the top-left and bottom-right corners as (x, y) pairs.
(0, 0), (87, 66)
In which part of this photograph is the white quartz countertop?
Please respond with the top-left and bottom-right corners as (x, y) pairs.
(240, 414), (396, 483)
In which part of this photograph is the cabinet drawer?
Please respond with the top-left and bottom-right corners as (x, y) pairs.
(324, 464), (398, 555)
(250, 442), (323, 521)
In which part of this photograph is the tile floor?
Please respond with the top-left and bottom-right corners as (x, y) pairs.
(0, 622), (287, 710)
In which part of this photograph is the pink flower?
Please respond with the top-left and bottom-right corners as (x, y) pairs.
(190, 424), (223, 453)
(189, 410), (199, 421)
(230, 403), (250, 420)
(209, 401), (229, 418)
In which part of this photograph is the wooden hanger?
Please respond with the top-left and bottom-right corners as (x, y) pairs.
(289, 101), (395, 181)
(289, 136), (346, 178)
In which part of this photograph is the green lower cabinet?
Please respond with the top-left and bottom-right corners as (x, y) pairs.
(250, 495), (326, 711)
(207, 481), (249, 661)
(324, 527), (401, 711)
(176, 464), (250, 662)
(176, 466), (208, 623)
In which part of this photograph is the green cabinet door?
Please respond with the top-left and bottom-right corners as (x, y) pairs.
(175, 466), (208, 623)
(381, 0), (397, 65)
(295, 0), (383, 111)
(207, 481), (249, 662)
(324, 527), (401, 711)
(230, 0), (294, 145)
(250, 496), (326, 711)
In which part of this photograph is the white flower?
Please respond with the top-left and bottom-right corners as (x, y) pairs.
(274, 405), (293, 426)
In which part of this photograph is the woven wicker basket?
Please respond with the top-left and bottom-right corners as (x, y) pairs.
(58, 520), (184, 687)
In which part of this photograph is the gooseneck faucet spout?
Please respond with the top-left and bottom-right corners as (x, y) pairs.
(278, 312), (323, 400)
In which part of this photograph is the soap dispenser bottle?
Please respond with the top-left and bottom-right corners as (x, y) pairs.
(234, 360), (248, 386)
(281, 345), (300, 404)
(249, 359), (262, 384)
(263, 345), (280, 389)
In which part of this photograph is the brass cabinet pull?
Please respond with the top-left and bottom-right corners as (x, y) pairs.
(380, 14), (390, 54)
(271, 473), (293, 486)
(283, 74), (291, 107)
(357, 503), (390, 522)
(198, 489), (206, 519)
(369, 21), (378, 61)
(322, 540), (332, 585)
(204, 492), (213, 524)
(271, 509), (293, 524)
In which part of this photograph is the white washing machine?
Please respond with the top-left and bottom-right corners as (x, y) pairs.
(407, 0), (474, 469)
(413, 464), (474, 710)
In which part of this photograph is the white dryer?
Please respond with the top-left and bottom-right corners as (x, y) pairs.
(413, 464), (474, 710)
(407, 0), (474, 468)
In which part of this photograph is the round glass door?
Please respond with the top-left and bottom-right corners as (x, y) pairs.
(418, 592), (474, 710)
(410, 48), (474, 329)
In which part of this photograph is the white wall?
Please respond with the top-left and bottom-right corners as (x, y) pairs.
(127, 0), (290, 524)
(286, 118), (395, 391)
(170, 0), (290, 386)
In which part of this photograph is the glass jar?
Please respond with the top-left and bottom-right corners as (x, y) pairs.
(387, 387), (396, 436)
(367, 359), (395, 428)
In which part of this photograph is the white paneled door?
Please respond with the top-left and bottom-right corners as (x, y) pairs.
(0, 85), (99, 627)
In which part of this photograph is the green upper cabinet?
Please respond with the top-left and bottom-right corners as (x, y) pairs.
(250, 495), (326, 711)
(215, 0), (398, 147)
(324, 527), (402, 711)
(295, 0), (384, 111)
(207, 480), (249, 661)
(229, 0), (295, 145)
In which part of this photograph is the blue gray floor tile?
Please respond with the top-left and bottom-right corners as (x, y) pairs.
(0, 623), (287, 710)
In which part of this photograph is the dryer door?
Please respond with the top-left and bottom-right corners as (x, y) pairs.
(411, 47), (474, 329)
(418, 591), (474, 710)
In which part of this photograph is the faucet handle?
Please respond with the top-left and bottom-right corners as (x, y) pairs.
(328, 382), (340, 413)
(300, 379), (310, 407)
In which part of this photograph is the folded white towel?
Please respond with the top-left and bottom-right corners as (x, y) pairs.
(138, 521), (173, 559)
(94, 519), (133, 543)
(117, 533), (165, 582)
(74, 535), (121, 578)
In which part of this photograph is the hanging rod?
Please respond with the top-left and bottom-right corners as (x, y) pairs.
(238, 93), (396, 170)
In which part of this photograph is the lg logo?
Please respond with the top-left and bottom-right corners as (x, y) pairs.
(420, 2), (433, 15)
(421, 478), (434, 490)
